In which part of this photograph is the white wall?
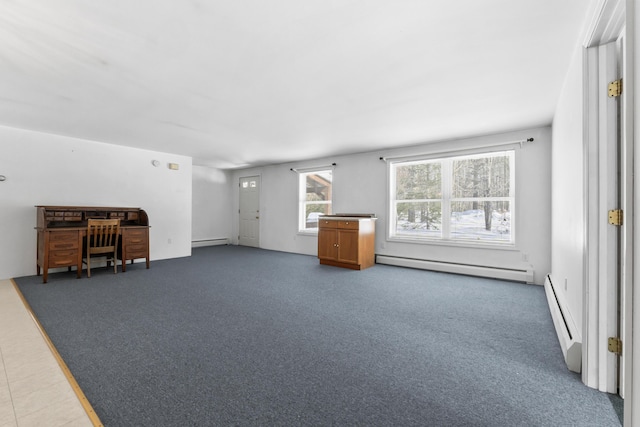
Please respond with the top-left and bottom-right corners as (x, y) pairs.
(230, 126), (551, 284)
(192, 165), (233, 243)
(0, 125), (193, 280)
(550, 44), (585, 334)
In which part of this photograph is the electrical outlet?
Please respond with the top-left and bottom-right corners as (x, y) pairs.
(522, 253), (529, 262)
(168, 238), (172, 244)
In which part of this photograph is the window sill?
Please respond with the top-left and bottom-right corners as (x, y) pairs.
(297, 230), (319, 237)
(387, 236), (518, 251)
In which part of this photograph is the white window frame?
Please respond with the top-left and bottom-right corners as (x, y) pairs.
(388, 149), (515, 247)
(298, 168), (333, 233)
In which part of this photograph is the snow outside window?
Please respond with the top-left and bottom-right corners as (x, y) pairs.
(389, 150), (515, 245)
(299, 169), (332, 232)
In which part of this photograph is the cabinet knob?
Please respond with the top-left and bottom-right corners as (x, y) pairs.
(346, 221), (349, 224)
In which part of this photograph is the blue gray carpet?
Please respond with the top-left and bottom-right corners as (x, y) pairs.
(15, 245), (621, 426)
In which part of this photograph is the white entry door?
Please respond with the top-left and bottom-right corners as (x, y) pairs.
(239, 176), (260, 247)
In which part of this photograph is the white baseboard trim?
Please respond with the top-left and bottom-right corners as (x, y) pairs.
(544, 274), (581, 373)
(191, 238), (229, 248)
(375, 255), (534, 283)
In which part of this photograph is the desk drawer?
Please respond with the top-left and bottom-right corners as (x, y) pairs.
(123, 229), (148, 244)
(49, 249), (78, 266)
(125, 246), (147, 259)
(124, 229), (148, 238)
(126, 251), (148, 260)
(126, 244), (146, 253)
(124, 236), (146, 245)
(49, 232), (79, 249)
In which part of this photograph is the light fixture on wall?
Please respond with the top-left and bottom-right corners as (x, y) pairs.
(0, 175), (6, 181)
(151, 160), (160, 167)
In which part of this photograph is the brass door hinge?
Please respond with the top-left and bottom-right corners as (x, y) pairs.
(608, 79), (622, 97)
(608, 337), (622, 355)
(608, 209), (623, 226)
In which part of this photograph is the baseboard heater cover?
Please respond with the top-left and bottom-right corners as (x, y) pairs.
(191, 238), (228, 248)
(544, 274), (581, 373)
(375, 255), (534, 283)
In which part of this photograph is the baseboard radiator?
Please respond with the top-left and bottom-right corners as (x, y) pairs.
(375, 255), (534, 283)
(543, 274), (581, 373)
(191, 238), (228, 248)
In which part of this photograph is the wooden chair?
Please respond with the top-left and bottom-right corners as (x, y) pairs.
(83, 219), (120, 278)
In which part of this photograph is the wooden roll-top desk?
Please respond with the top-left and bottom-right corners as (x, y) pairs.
(36, 206), (150, 283)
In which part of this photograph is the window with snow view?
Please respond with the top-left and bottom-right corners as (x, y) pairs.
(389, 150), (515, 245)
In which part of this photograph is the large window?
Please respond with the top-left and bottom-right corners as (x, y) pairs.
(299, 169), (332, 232)
(390, 150), (514, 244)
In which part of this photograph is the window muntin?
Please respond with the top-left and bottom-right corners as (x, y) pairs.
(390, 150), (514, 244)
(299, 169), (332, 232)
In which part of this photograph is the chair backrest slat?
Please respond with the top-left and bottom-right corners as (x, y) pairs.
(87, 219), (120, 251)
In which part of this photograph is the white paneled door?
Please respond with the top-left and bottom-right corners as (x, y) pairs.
(239, 176), (260, 247)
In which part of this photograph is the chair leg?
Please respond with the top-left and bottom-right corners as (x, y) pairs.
(113, 254), (117, 274)
(87, 256), (91, 278)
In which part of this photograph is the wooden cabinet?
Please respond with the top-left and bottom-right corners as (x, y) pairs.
(36, 206), (150, 283)
(317, 215), (376, 270)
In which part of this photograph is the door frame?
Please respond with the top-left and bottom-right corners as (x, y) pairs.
(582, 0), (629, 396)
(627, 0), (639, 424)
(584, 40), (621, 395)
(583, 2), (638, 424)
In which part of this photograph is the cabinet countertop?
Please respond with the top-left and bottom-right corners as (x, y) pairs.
(319, 216), (376, 221)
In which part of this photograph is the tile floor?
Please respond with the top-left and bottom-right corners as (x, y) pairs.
(0, 279), (95, 427)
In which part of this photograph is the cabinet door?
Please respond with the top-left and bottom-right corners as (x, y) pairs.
(318, 229), (338, 260)
(337, 230), (359, 264)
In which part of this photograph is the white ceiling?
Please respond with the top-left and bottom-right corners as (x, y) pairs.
(0, 1), (594, 169)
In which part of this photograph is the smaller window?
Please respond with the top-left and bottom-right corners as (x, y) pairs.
(299, 169), (332, 232)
